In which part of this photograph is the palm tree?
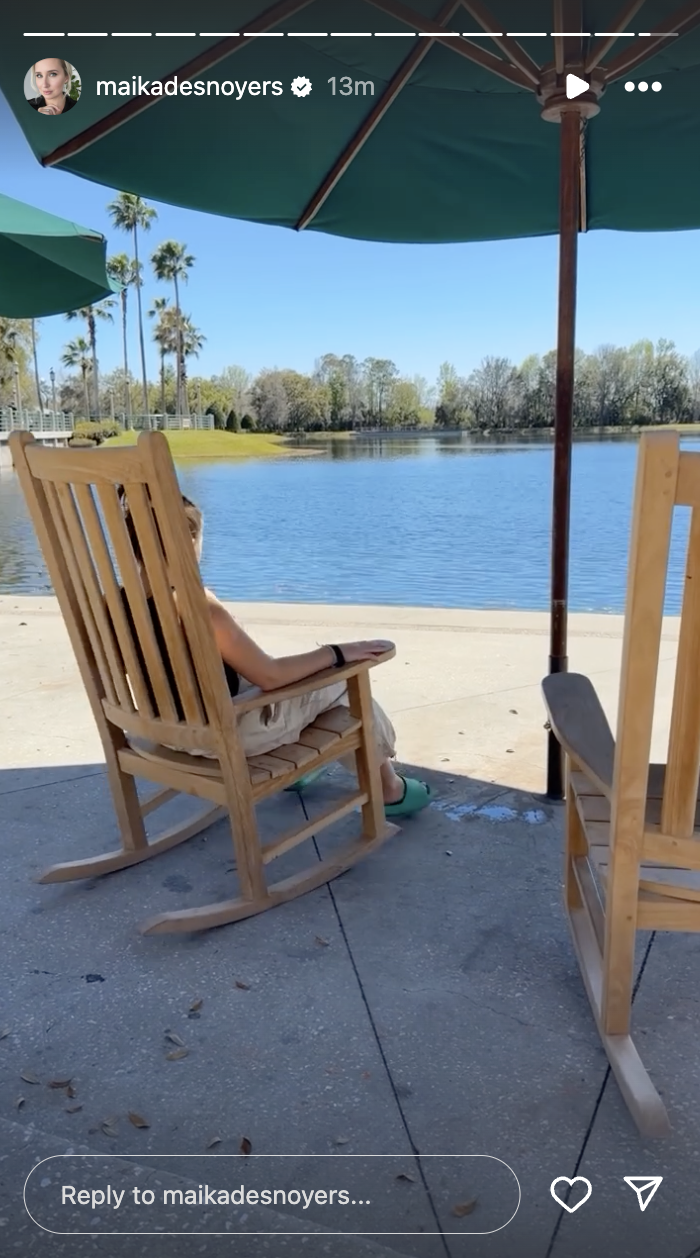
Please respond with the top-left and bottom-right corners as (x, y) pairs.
(61, 336), (92, 419)
(178, 315), (206, 413)
(107, 193), (157, 416)
(107, 253), (141, 421)
(150, 240), (195, 416)
(30, 319), (44, 418)
(148, 295), (170, 416)
(65, 300), (114, 417)
(0, 319), (31, 403)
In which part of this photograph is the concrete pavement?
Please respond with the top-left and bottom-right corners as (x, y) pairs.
(1, 597), (698, 1258)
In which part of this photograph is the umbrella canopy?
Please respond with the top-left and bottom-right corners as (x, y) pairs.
(0, 192), (117, 316)
(3, 2), (699, 239)
(4, 1), (700, 792)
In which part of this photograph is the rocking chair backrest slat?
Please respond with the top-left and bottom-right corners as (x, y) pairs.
(662, 455), (700, 837)
(122, 481), (206, 726)
(43, 479), (123, 710)
(85, 482), (155, 719)
(11, 431), (233, 752)
(612, 433), (679, 849)
(96, 478), (177, 721)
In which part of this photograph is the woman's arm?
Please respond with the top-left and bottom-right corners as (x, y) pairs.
(206, 598), (391, 691)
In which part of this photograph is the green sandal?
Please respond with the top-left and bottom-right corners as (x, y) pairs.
(284, 766), (327, 793)
(384, 776), (434, 818)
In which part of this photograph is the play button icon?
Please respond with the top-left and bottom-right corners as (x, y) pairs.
(566, 73), (590, 99)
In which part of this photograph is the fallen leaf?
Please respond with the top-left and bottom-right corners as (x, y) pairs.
(240, 1136), (252, 1155)
(20, 1071), (40, 1085)
(165, 1031), (185, 1047)
(48, 1078), (72, 1089)
(445, 850), (453, 856)
(66, 1085), (76, 1099)
(65, 1104), (83, 1114)
(166, 1048), (190, 1061)
(333, 1137), (349, 1146)
(0, 1028), (10, 1041)
(207, 1136), (221, 1149)
(315, 936), (330, 947)
(190, 999), (203, 1013)
(509, 709), (518, 715)
(15, 1096), (25, 1110)
(396, 1173), (416, 1183)
(234, 980), (250, 991)
(506, 748), (514, 754)
(452, 1200), (477, 1218)
(128, 1112), (150, 1129)
(101, 1122), (118, 1138)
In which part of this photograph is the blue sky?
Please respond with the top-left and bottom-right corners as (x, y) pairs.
(2, 90), (699, 388)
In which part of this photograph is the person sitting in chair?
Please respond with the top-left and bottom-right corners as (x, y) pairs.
(119, 488), (432, 819)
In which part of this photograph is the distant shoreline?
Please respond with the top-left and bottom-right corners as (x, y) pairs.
(288, 422), (700, 441)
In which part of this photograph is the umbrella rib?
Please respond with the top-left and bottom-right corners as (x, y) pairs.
(460, 0), (542, 83)
(297, 0), (462, 230)
(585, 0), (646, 71)
(604, 0), (700, 80)
(553, 0), (565, 73)
(365, 0), (534, 87)
(41, 0), (315, 167)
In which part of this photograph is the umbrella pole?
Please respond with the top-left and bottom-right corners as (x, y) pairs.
(547, 108), (581, 799)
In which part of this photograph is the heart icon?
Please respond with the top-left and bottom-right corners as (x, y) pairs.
(550, 1177), (593, 1213)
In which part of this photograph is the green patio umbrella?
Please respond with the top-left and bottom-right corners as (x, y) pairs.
(0, 192), (117, 316)
(4, 1), (700, 793)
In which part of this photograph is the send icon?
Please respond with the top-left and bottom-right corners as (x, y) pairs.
(624, 1177), (663, 1212)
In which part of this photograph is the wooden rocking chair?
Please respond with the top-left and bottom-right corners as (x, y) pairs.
(543, 430), (700, 1138)
(10, 431), (398, 935)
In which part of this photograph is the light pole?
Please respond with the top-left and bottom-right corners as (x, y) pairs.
(13, 362), (22, 425)
(50, 368), (57, 427)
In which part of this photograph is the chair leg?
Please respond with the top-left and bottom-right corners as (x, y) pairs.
(347, 671), (391, 843)
(601, 857), (640, 1039)
(219, 756), (269, 905)
(104, 730), (149, 852)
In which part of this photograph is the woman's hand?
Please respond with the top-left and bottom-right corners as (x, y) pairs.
(335, 640), (394, 663)
(38, 105), (61, 114)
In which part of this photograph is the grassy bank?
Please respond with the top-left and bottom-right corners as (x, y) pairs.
(103, 430), (294, 459)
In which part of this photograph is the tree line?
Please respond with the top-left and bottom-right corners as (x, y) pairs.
(0, 188), (698, 433)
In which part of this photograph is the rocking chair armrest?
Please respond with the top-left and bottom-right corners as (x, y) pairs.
(542, 672), (615, 798)
(232, 647), (396, 715)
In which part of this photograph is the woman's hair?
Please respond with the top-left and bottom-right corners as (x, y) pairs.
(117, 486), (203, 566)
(31, 59), (72, 95)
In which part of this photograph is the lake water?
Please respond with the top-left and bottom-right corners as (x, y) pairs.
(0, 433), (694, 613)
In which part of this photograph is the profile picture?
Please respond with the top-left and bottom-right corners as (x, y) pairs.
(24, 59), (81, 115)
